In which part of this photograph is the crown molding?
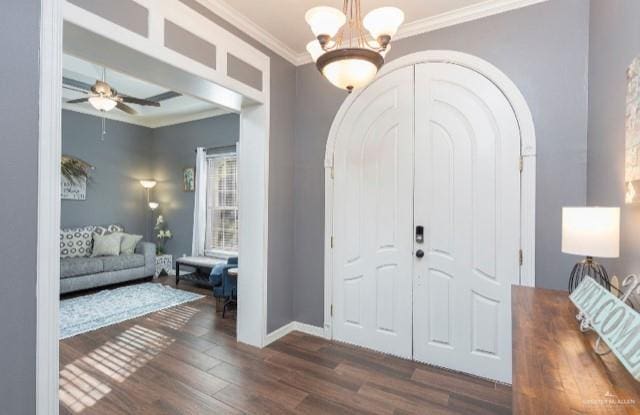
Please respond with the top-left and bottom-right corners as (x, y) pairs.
(395, 0), (550, 41)
(62, 103), (232, 129)
(194, 0), (550, 67)
(194, 0), (300, 66)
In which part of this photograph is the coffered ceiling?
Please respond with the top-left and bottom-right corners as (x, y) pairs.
(200, 0), (549, 64)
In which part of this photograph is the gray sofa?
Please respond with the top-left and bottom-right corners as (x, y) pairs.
(60, 225), (156, 294)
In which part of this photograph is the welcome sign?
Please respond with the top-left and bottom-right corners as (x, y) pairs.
(570, 277), (640, 380)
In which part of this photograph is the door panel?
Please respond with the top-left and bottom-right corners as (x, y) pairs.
(412, 63), (519, 383)
(332, 66), (414, 358)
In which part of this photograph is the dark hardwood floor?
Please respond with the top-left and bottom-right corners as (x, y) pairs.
(60, 276), (512, 414)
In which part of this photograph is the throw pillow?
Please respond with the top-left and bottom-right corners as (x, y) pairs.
(120, 233), (143, 255)
(93, 224), (125, 237)
(60, 226), (95, 259)
(91, 232), (123, 257)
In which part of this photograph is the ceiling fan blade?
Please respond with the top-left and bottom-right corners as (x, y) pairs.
(66, 97), (90, 104)
(116, 102), (137, 115)
(121, 96), (161, 107)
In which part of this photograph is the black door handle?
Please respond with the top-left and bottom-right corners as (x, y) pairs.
(416, 249), (424, 258)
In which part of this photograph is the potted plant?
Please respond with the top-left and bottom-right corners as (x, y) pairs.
(154, 215), (173, 255)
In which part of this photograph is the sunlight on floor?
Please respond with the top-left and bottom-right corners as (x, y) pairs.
(146, 304), (200, 330)
(60, 325), (173, 413)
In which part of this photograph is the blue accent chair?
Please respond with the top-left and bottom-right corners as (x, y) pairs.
(209, 257), (238, 318)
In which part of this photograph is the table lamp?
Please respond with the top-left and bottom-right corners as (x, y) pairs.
(562, 207), (620, 292)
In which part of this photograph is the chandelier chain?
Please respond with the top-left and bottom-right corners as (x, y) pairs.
(325, 0), (380, 52)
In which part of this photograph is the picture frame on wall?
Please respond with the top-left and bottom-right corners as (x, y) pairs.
(184, 167), (195, 192)
(625, 56), (640, 203)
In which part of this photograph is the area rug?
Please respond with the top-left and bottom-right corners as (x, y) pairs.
(60, 283), (204, 339)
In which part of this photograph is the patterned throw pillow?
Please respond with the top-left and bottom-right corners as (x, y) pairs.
(91, 232), (123, 257)
(93, 224), (125, 236)
(60, 226), (95, 259)
(120, 233), (143, 255)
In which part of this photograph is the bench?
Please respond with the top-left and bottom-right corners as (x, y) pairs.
(175, 256), (225, 286)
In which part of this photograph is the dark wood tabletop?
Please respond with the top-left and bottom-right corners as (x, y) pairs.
(512, 286), (640, 414)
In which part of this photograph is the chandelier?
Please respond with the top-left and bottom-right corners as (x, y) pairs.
(305, 1), (404, 92)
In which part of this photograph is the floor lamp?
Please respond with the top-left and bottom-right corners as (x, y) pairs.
(562, 207), (620, 293)
(140, 180), (158, 239)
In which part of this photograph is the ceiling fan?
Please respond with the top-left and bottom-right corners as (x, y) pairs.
(65, 69), (160, 115)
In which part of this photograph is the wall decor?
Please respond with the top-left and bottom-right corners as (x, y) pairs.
(61, 155), (92, 200)
(625, 57), (640, 203)
(183, 167), (195, 192)
(570, 276), (640, 380)
(61, 176), (86, 200)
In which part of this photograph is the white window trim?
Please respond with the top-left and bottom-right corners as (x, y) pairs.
(205, 151), (239, 255)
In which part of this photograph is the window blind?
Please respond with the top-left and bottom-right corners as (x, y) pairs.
(205, 153), (238, 254)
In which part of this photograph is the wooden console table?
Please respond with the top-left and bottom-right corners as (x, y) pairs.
(512, 286), (640, 414)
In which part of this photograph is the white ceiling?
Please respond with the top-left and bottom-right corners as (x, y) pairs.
(62, 54), (230, 128)
(208, 0), (546, 63)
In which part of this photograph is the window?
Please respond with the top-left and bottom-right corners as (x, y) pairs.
(205, 153), (238, 256)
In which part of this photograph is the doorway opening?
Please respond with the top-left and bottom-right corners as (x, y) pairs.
(37, 1), (271, 412)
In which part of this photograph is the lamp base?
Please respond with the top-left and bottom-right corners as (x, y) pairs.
(568, 256), (610, 293)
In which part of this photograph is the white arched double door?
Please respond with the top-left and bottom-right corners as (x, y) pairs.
(331, 62), (521, 383)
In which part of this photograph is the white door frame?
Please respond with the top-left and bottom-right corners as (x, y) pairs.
(323, 50), (537, 338)
(37, 1), (271, 413)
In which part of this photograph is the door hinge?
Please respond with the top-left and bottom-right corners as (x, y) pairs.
(519, 156), (523, 173)
(330, 236), (334, 248)
(519, 249), (523, 266)
(331, 167), (335, 179)
(330, 304), (334, 317)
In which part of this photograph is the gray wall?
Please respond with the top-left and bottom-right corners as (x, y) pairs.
(152, 113), (239, 262)
(0, 0), (40, 413)
(293, 0), (591, 327)
(178, 0), (297, 332)
(61, 110), (153, 236)
(61, 111), (239, 253)
(587, 0), (640, 278)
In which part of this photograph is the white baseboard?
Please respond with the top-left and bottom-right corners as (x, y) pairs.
(264, 321), (327, 346)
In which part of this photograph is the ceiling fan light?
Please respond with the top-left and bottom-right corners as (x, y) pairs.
(305, 6), (346, 38)
(363, 7), (405, 39)
(88, 95), (117, 112)
(306, 40), (325, 63)
(318, 49), (383, 92)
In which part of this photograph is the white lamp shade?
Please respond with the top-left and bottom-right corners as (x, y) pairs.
(305, 6), (346, 38)
(140, 180), (157, 189)
(88, 95), (117, 112)
(363, 7), (405, 39)
(148, 202), (159, 210)
(562, 207), (620, 258)
(321, 57), (379, 91)
(306, 40), (324, 63)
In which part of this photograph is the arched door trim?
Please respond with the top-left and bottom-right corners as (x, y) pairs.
(323, 50), (536, 338)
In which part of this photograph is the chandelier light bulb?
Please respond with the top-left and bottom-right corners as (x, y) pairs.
(363, 7), (405, 40)
(88, 95), (117, 112)
(305, 6), (346, 39)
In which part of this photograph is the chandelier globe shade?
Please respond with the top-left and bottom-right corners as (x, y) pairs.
(305, 7), (346, 38)
(363, 7), (405, 40)
(305, 1), (404, 92)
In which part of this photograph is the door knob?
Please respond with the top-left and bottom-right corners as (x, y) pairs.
(416, 249), (424, 258)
